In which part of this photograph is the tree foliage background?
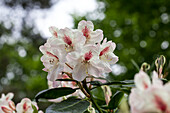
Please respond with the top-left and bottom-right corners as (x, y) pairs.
(0, 0), (170, 110)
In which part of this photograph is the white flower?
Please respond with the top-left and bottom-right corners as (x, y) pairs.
(0, 93), (43, 113)
(97, 38), (118, 73)
(49, 26), (59, 38)
(78, 20), (103, 44)
(50, 27), (86, 54)
(0, 93), (14, 103)
(67, 45), (103, 81)
(40, 40), (64, 81)
(129, 71), (170, 113)
(16, 98), (33, 113)
(0, 93), (15, 113)
(16, 98), (43, 113)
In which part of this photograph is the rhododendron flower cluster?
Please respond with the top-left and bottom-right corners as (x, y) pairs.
(40, 20), (118, 82)
(0, 93), (43, 113)
(129, 71), (170, 113)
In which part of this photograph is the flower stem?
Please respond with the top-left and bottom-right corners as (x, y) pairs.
(77, 82), (90, 98)
(90, 94), (103, 113)
(65, 63), (73, 70)
(83, 80), (103, 113)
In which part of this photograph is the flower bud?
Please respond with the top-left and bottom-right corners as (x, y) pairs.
(140, 62), (150, 72)
(155, 55), (166, 78)
(88, 106), (95, 113)
(1, 106), (13, 113)
(8, 101), (16, 111)
(101, 85), (112, 105)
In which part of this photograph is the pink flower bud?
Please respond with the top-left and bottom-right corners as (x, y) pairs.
(8, 101), (16, 111)
(1, 106), (13, 113)
(101, 85), (112, 105)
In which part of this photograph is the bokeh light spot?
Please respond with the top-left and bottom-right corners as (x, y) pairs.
(140, 40), (147, 48)
(161, 41), (169, 50)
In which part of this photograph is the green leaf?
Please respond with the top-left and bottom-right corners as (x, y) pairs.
(35, 87), (76, 102)
(45, 97), (90, 113)
(91, 87), (106, 107)
(32, 104), (38, 113)
(108, 91), (124, 109)
(91, 87), (105, 101)
(86, 76), (107, 80)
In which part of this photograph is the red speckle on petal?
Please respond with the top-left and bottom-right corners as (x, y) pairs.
(82, 26), (90, 39)
(84, 51), (93, 61)
(6, 97), (9, 100)
(54, 32), (58, 38)
(46, 51), (58, 59)
(154, 95), (167, 112)
(23, 102), (27, 111)
(63, 35), (72, 45)
(99, 46), (110, 56)
(143, 81), (148, 89)
(50, 27), (58, 38)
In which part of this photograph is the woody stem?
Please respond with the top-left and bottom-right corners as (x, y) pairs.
(77, 82), (90, 98)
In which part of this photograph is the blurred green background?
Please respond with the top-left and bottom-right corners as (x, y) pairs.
(0, 0), (170, 110)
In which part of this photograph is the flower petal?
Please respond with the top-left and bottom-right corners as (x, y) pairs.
(102, 52), (118, 65)
(72, 62), (87, 81)
(152, 71), (163, 87)
(47, 64), (63, 81)
(88, 29), (103, 44)
(78, 20), (94, 31)
(134, 71), (151, 90)
(88, 63), (101, 77)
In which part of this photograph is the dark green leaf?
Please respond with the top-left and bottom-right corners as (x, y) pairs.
(35, 87), (76, 102)
(45, 97), (90, 113)
(32, 104), (38, 113)
(109, 85), (131, 95)
(56, 79), (77, 82)
(83, 110), (90, 113)
(89, 81), (103, 86)
(108, 91), (124, 109)
(90, 80), (134, 86)
(106, 80), (134, 85)
(161, 78), (168, 84)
